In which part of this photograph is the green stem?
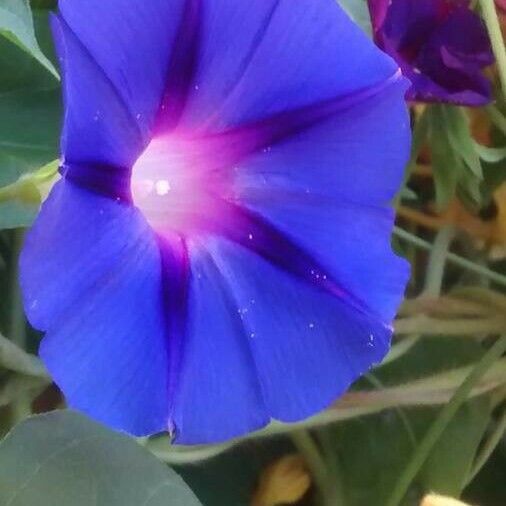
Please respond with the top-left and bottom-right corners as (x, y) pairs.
(395, 315), (506, 336)
(382, 335), (420, 366)
(385, 335), (506, 506)
(394, 227), (506, 287)
(291, 430), (336, 506)
(466, 404), (506, 485)
(317, 429), (347, 506)
(8, 230), (31, 422)
(424, 226), (455, 297)
(480, 0), (506, 96)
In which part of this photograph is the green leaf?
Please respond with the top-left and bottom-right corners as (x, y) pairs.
(0, 0), (58, 78)
(337, 0), (372, 35)
(0, 199), (38, 229)
(427, 105), (490, 209)
(429, 107), (461, 210)
(419, 398), (492, 496)
(0, 87), (60, 186)
(329, 413), (416, 506)
(322, 338), (497, 506)
(443, 106), (483, 179)
(0, 10), (60, 229)
(0, 411), (203, 506)
(473, 142), (506, 163)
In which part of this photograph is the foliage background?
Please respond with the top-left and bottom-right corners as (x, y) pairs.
(0, 1), (505, 505)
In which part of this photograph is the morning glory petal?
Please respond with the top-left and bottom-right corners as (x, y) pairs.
(228, 79), (410, 321)
(21, 180), (171, 436)
(58, 0), (186, 140)
(171, 241), (268, 444)
(177, 0), (399, 129)
(52, 15), (143, 172)
(235, 201), (408, 323)
(204, 238), (392, 423)
(231, 77), (410, 207)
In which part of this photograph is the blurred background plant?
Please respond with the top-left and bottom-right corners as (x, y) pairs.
(0, 1), (505, 505)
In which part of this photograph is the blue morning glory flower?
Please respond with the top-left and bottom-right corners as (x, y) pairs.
(20, 0), (410, 444)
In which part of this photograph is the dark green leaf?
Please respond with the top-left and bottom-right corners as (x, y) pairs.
(0, 0), (58, 77)
(0, 86), (60, 185)
(0, 411), (202, 506)
(325, 338), (494, 506)
(0, 10), (60, 229)
(419, 398), (492, 496)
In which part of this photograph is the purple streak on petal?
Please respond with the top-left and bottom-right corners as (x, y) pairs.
(184, 71), (406, 172)
(184, 198), (382, 322)
(171, 242), (268, 444)
(236, 198), (409, 323)
(131, 72), (407, 234)
(155, 0), (202, 133)
(229, 75), (410, 211)
(61, 162), (132, 203)
(228, 78), (411, 323)
(205, 238), (393, 424)
(156, 234), (190, 435)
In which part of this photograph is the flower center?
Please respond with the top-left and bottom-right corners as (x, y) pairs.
(131, 135), (226, 236)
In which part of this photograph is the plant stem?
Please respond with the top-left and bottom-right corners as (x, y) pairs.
(317, 429), (347, 506)
(395, 315), (506, 336)
(466, 404), (506, 484)
(480, 0), (506, 96)
(8, 230), (31, 422)
(394, 227), (506, 287)
(291, 430), (338, 506)
(424, 226), (455, 297)
(385, 335), (506, 506)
